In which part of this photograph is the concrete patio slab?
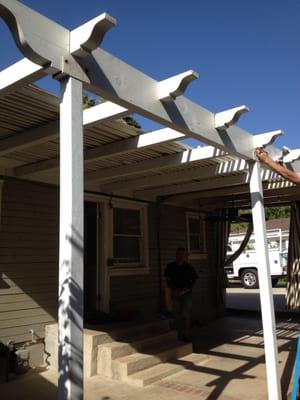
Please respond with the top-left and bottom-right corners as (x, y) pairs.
(1, 313), (298, 400)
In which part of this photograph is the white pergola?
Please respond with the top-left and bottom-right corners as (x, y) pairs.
(1, 1), (300, 399)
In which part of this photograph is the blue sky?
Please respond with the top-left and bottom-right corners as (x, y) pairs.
(1, 1), (300, 148)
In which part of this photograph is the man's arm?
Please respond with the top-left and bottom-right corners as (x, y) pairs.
(255, 148), (300, 185)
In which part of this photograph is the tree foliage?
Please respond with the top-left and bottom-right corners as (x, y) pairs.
(230, 206), (291, 234)
(82, 94), (142, 129)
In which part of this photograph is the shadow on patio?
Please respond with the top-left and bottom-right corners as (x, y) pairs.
(1, 313), (298, 400)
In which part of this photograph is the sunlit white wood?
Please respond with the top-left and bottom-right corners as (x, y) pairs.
(0, 101), (129, 162)
(58, 77), (84, 400)
(86, 145), (225, 183)
(249, 161), (282, 400)
(0, 0), (69, 68)
(134, 164), (281, 198)
(158, 70), (198, 101)
(253, 130), (284, 149)
(0, 0), (113, 81)
(13, 127), (185, 177)
(83, 101), (129, 127)
(215, 105), (249, 130)
(282, 148), (300, 163)
(80, 48), (256, 159)
(70, 13), (116, 57)
(102, 156), (245, 192)
(0, 1), (284, 161)
(0, 58), (47, 97)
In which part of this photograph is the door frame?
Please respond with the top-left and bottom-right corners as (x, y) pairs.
(85, 193), (110, 313)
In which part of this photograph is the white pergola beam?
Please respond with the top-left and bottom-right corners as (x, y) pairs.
(0, 121), (58, 156)
(83, 101), (129, 127)
(0, 1), (284, 163)
(85, 145), (225, 183)
(13, 127), (185, 177)
(102, 157), (247, 192)
(249, 161), (282, 400)
(135, 166), (280, 198)
(84, 127), (184, 162)
(0, 58), (48, 97)
(215, 105), (249, 130)
(282, 148), (300, 163)
(253, 130), (284, 156)
(158, 70), (199, 101)
(79, 48), (260, 159)
(58, 77), (84, 400)
(0, 101), (130, 160)
(70, 13), (116, 58)
(135, 173), (249, 199)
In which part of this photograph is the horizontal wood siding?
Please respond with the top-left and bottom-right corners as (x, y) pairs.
(0, 179), (221, 343)
(110, 203), (219, 322)
(159, 205), (218, 322)
(110, 205), (160, 319)
(0, 180), (58, 344)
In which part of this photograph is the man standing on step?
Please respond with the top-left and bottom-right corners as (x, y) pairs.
(164, 247), (198, 342)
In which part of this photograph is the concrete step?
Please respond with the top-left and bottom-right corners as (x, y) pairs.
(126, 353), (209, 387)
(112, 341), (192, 379)
(107, 319), (170, 342)
(87, 319), (170, 377)
(98, 330), (178, 377)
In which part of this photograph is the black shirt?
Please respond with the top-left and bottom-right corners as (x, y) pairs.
(164, 261), (198, 290)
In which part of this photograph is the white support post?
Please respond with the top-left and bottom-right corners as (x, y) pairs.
(58, 77), (84, 400)
(249, 161), (282, 400)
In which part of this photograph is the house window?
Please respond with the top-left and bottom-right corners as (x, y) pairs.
(186, 212), (206, 259)
(113, 208), (141, 263)
(109, 201), (149, 275)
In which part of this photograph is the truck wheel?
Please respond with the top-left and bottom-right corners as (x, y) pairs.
(241, 269), (259, 289)
(271, 278), (279, 287)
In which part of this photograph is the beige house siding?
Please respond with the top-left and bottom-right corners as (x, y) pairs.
(109, 205), (160, 319)
(0, 180), (220, 344)
(0, 179), (58, 343)
(110, 204), (219, 322)
(159, 204), (217, 322)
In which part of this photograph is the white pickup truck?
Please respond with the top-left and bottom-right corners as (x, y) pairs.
(225, 228), (288, 289)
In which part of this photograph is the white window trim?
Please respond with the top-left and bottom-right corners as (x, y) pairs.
(186, 211), (207, 260)
(108, 199), (149, 276)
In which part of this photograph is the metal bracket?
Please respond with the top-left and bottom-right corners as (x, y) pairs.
(215, 105), (249, 130)
(158, 70), (199, 101)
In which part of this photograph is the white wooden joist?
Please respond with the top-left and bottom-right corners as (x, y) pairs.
(101, 158), (248, 192)
(0, 120), (58, 156)
(134, 167), (280, 199)
(0, 58), (48, 98)
(13, 127), (185, 177)
(0, 101), (131, 158)
(85, 145), (225, 184)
